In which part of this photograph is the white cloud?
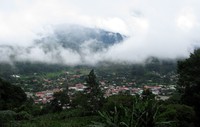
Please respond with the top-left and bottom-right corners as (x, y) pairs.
(176, 8), (198, 31)
(95, 17), (128, 35)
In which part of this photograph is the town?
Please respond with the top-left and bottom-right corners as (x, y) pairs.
(10, 66), (177, 105)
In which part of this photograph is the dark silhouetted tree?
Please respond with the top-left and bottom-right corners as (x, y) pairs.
(177, 48), (200, 126)
(0, 78), (27, 110)
(84, 69), (104, 113)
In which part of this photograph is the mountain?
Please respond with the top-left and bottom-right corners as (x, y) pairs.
(0, 25), (125, 64)
(35, 25), (125, 52)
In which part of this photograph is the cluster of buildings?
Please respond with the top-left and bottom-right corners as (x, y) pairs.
(31, 88), (62, 104)
(23, 70), (176, 104)
(31, 84), (87, 104)
(29, 82), (175, 104)
(103, 84), (176, 98)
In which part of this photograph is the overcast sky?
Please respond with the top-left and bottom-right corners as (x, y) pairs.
(0, 0), (200, 64)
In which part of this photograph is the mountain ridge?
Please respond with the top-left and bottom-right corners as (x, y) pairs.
(0, 25), (125, 64)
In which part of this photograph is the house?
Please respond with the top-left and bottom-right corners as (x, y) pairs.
(35, 92), (45, 98)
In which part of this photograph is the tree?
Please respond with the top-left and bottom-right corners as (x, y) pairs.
(84, 69), (104, 113)
(142, 88), (155, 101)
(17, 97), (41, 116)
(159, 104), (195, 127)
(0, 110), (17, 126)
(0, 78), (27, 110)
(49, 90), (70, 112)
(71, 91), (88, 109)
(177, 48), (200, 126)
(103, 94), (134, 112)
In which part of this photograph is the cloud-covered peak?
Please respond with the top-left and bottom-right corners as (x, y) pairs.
(0, 25), (125, 65)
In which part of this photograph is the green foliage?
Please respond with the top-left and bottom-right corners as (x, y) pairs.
(71, 92), (88, 108)
(177, 48), (200, 126)
(131, 65), (145, 77)
(58, 109), (87, 118)
(103, 94), (134, 112)
(93, 106), (131, 127)
(16, 111), (32, 120)
(142, 88), (155, 101)
(92, 95), (171, 127)
(159, 104), (195, 127)
(99, 95), (135, 127)
(127, 58), (176, 85)
(18, 110), (101, 127)
(0, 110), (17, 123)
(17, 97), (41, 116)
(48, 90), (70, 112)
(165, 93), (182, 104)
(0, 110), (19, 127)
(14, 62), (67, 75)
(0, 78), (27, 110)
(84, 69), (105, 112)
(131, 96), (163, 127)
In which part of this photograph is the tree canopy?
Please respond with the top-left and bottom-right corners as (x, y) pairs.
(177, 48), (200, 126)
(0, 78), (27, 110)
(84, 69), (104, 112)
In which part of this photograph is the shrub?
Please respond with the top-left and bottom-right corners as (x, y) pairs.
(159, 104), (195, 127)
(0, 110), (17, 125)
(16, 111), (32, 120)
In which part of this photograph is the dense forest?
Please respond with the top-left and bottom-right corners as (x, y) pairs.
(0, 49), (200, 127)
(0, 57), (178, 86)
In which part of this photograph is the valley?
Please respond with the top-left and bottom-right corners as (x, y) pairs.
(1, 58), (178, 104)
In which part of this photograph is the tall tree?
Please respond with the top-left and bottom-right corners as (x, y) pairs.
(177, 48), (200, 126)
(84, 69), (104, 113)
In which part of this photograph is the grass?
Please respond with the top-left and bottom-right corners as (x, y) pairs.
(18, 109), (101, 127)
(19, 116), (100, 127)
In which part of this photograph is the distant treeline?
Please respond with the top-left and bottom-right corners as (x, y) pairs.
(0, 57), (178, 82)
